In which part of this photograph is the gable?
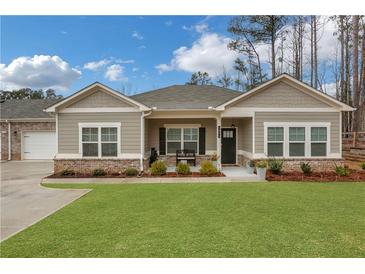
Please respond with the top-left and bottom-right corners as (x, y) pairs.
(229, 80), (332, 108)
(45, 82), (150, 112)
(66, 88), (136, 108)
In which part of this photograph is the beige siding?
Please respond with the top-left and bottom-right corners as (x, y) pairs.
(67, 90), (136, 108)
(242, 118), (252, 152)
(147, 118), (217, 153)
(58, 112), (141, 154)
(230, 81), (331, 108)
(255, 112), (340, 153)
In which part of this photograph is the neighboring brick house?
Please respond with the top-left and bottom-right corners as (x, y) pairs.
(0, 99), (59, 160)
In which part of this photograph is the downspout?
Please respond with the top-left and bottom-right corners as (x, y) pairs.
(140, 110), (152, 172)
(7, 120), (11, 161)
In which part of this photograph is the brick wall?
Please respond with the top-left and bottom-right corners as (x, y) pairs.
(0, 121), (55, 160)
(54, 159), (141, 174)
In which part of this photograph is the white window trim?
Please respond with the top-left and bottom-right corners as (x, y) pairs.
(165, 126), (199, 155)
(79, 122), (121, 158)
(264, 122), (331, 159)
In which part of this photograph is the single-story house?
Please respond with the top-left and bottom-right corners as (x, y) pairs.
(43, 73), (354, 173)
(0, 99), (59, 160)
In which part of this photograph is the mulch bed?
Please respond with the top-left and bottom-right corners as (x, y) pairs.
(266, 170), (365, 182)
(47, 172), (225, 179)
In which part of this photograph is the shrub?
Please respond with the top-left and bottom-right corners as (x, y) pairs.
(199, 160), (218, 176)
(361, 162), (365, 171)
(60, 169), (75, 176)
(268, 159), (284, 174)
(176, 162), (191, 175)
(255, 160), (267, 169)
(300, 162), (312, 175)
(125, 167), (139, 177)
(92, 168), (107, 177)
(335, 165), (350, 176)
(150, 160), (167, 176)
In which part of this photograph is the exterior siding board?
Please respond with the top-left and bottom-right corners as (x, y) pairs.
(58, 113), (141, 154)
(64, 88), (136, 109)
(255, 112), (340, 154)
(231, 81), (331, 108)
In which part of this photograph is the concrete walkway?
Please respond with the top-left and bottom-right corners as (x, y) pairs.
(0, 161), (90, 241)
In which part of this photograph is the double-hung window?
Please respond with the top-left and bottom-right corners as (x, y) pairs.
(101, 128), (118, 157)
(183, 128), (198, 152)
(311, 127), (327, 156)
(289, 127), (305, 157)
(166, 128), (182, 154)
(166, 127), (198, 154)
(267, 127), (284, 157)
(82, 128), (99, 157)
(80, 123), (120, 157)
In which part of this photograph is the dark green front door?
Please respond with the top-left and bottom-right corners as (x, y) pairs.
(221, 128), (236, 164)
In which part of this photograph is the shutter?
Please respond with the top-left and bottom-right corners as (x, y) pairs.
(199, 127), (206, 155)
(159, 128), (166, 155)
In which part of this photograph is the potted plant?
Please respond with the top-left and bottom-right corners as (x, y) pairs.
(210, 153), (219, 167)
(255, 160), (267, 180)
(246, 160), (255, 174)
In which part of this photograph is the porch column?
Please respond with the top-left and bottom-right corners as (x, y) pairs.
(140, 112), (145, 171)
(216, 115), (222, 171)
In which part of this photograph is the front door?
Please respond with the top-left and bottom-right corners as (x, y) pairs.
(221, 128), (236, 164)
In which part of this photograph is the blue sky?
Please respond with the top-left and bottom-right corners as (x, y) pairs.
(1, 16), (236, 96)
(1, 15), (339, 96)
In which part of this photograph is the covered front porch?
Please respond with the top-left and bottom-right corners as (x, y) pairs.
(143, 111), (254, 171)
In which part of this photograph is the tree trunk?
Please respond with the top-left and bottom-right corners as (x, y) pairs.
(345, 22), (351, 132)
(313, 16), (318, 89)
(340, 16), (346, 131)
(271, 31), (276, 78)
(310, 16), (314, 87)
(299, 16), (304, 81)
(352, 15), (360, 132)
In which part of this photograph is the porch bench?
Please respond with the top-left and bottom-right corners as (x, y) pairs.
(176, 149), (196, 166)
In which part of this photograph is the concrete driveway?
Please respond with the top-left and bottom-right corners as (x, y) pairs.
(0, 161), (90, 241)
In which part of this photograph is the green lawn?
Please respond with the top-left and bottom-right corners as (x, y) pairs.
(1, 182), (365, 257)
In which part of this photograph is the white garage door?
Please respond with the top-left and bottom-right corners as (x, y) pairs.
(23, 131), (57, 160)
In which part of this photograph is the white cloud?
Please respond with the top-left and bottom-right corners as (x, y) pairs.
(182, 23), (208, 33)
(132, 67), (139, 72)
(132, 31), (144, 40)
(0, 55), (81, 91)
(83, 59), (110, 71)
(195, 23), (208, 33)
(165, 20), (173, 26)
(321, 82), (338, 97)
(115, 59), (135, 64)
(138, 45), (146, 49)
(60, 30), (68, 35)
(104, 64), (127, 82)
(155, 32), (239, 76)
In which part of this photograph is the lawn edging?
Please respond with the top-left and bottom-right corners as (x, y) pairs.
(42, 176), (265, 184)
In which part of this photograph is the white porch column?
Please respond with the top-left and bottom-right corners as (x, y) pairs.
(140, 112), (145, 171)
(216, 115), (222, 171)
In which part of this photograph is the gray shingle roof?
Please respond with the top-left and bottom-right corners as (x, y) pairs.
(0, 99), (60, 120)
(131, 85), (242, 109)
